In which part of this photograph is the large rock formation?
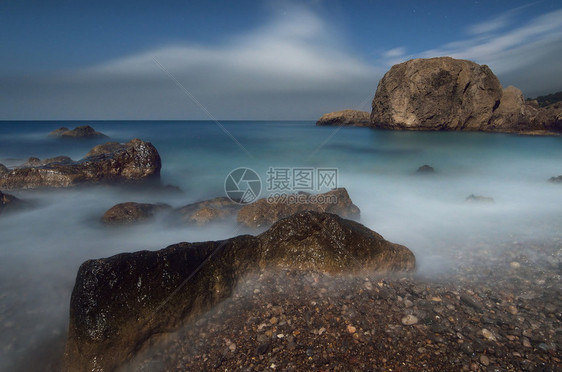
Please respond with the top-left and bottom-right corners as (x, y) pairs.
(64, 211), (415, 371)
(316, 110), (371, 127)
(49, 125), (108, 139)
(237, 188), (360, 228)
(0, 139), (161, 190)
(318, 57), (561, 134)
(102, 202), (171, 225)
(371, 57), (559, 134)
(371, 57), (502, 131)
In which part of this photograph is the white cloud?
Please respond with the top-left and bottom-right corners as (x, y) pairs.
(383, 47), (406, 59)
(83, 5), (376, 96)
(420, 9), (562, 75)
(10, 4), (378, 120)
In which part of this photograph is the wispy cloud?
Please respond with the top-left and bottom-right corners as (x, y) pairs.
(420, 8), (562, 74)
(3, 4), (379, 120)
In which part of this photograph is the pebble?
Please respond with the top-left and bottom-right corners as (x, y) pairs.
(403, 299), (414, 308)
(481, 328), (497, 341)
(269, 316), (278, 325)
(401, 315), (418, 325)
(522, 337), (531, 348)
(510, 261), (521, 269)
(228, 343), (236, 352)
(507, 305), (518, 315)
(479, 355), (490, 366)
(346, 325), (356, 334)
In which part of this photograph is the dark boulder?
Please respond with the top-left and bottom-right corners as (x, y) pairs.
(416, 165), (435, 174)
(0, 139), (161, 190)
(49, 125), (108, 139)
(102, 202), (171, 225)
(0, 190), (23, 214)
(237, 187), (360, 228)
(548, 175), (562, 183)
(64, 211), (415, 371)
(465, 194), (494, 203)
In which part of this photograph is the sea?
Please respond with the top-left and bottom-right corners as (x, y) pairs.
(0, 120), (561, 370)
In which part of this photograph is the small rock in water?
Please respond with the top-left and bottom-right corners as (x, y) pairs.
(347, 325), (357, 334)
(507, 305), (518, 315)
(403, 299), (414, 308)
(479, 355), (490, 366)
(401, 315), (418, 325)
(228, 343), (236, 352)
(510, 261), (521, 269)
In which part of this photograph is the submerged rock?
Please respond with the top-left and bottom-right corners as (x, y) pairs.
(175, 197), (241, 225)
(64, 211), (415, 371)
(0, 139), (161, 190)
(102, 202), (171, 225)
(416, 165), (435, 174)
(465, 194), (495, 203)
(548, 175), (562, 183)
(316, 110), (371, 127)
(237, 188), (360, 228)
(0, 163), (8, 175)
(49, 125), (108, 139)
(0, 190), (23, 214)
(370, 57), (559, 134)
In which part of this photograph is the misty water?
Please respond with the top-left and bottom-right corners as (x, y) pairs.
(1, 121), (561, 370)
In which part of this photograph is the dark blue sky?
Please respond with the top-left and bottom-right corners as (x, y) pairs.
(2, 0), (562, 119)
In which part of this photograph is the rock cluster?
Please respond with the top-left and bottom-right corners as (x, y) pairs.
(63, 211), (415, 371)
(48, 125), (108, 139)
(0, 139), (161, 190)
(318, 57), (561, 135)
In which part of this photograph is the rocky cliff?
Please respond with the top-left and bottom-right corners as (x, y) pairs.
(318, 57), (561, 134)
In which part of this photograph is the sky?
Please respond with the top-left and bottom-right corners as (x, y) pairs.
(1, 0), (562, 120)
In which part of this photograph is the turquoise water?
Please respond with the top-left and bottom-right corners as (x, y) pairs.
(0, 121), (561, 370)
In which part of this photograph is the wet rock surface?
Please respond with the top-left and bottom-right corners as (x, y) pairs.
(175, 197), (241, 225)
(0, 139), (161, 190)
(101, 202), (171, 225)
(316, 110), (371, 127)
(237, 188), (360, 228)
(48, 125), (108, 139)
(130, 236), (562, 372)
(63, 211), (414, 371)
